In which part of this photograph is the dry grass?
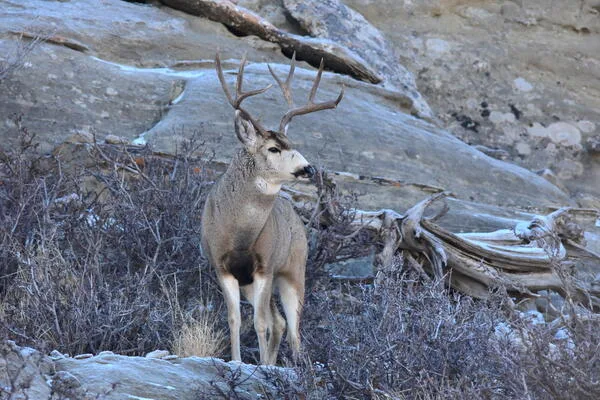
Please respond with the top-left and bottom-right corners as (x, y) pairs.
(172, 310), (227, 358)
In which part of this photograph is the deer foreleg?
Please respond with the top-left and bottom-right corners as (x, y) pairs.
(219, 273), (242, 362)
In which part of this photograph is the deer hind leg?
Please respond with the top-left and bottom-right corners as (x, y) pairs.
(266, 298), (286, 365)
(277, 276), (304, 360)
(218, 273), (242, 362)
(243, 282), (285, 365)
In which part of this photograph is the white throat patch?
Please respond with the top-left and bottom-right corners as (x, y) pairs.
(255, 177), (282, 195)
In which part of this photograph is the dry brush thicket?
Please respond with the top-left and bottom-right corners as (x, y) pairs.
(1, 118), (599, 399)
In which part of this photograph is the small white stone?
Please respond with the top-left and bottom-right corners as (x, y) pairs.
(49, 350), (67, 360)
(105, 134), (128, 145)
(489, 111), (516, 124)
(145, 349), (170, 359)
(577, 120), (596, 133)
(547, 122), (581, 146)
(361, 151), (375, 159)
(132, 136), (147, 146)
(465, 98), (479, 110)
(527, 122), (547, 137)
(527, 122), (581, 146)
(513, 77), (533, 92)
(426, 38), (451, 56)
(105, 87), (118, 96)
(515, 141), (531, 155)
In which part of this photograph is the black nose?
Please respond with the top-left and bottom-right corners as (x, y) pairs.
(303, 165), (316, 178)
(293, 165), (316, 178)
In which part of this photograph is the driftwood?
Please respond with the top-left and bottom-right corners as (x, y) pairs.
(159, 0), (381, 83)
(285, 173), (600, 309)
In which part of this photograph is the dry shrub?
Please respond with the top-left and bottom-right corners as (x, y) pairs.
(172, 308), (227, 358)
(298, 260), (510, 399)
(295, 252), (600, 399)
(0, 119), (224, 356)
(0, 33), (43, 83)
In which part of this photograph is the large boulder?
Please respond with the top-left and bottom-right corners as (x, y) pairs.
(0, 0), (580, 235)
(0, 341), (293, 399)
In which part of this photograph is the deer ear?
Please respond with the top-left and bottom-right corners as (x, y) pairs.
(234, 110), (259, 150)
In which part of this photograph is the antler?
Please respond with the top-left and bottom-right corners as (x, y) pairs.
(215, 52), (272, 134)
(268, 52), (344, 135)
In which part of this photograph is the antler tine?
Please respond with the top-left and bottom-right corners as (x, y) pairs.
(215, 52), (235, 108)
(278, 57), (344, 134)
(267, 51), (296, 107)
(215, 52), (272, 132)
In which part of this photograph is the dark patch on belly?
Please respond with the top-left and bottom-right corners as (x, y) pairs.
(222, 250), (262, 286)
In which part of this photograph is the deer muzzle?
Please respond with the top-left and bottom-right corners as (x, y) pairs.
(293, 165), (316, 179)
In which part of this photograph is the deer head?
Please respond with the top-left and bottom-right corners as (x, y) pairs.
(215, 52), (344, 190)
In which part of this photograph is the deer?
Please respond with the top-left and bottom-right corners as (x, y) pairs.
(201, 52), (343, 365)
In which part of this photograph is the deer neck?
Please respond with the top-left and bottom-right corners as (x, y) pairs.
(215, 149), (280, 250)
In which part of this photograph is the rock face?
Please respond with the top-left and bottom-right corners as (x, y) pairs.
(342, 0), (600, 207)
(0, 0), (580, 227)
(0, 341), (291, 399)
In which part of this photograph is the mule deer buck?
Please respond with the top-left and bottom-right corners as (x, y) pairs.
(201, 53), (343, 365)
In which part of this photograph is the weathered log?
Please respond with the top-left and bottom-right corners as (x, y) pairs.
(159, 0), (382, 84)
(296, 173), (600, 309)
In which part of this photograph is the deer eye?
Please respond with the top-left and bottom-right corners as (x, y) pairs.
(268, 147), (281, 154)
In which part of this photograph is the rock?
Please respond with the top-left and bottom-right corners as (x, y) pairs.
(577, 120), (596, 134)
(489, 111), (516, 124)
(141, 60), (570, 215)
(0, 341), (54, 399)
(587, 135), (600, 153)
(527, 122), (582, 147)
(281, 0), (433, 119)
(426, 38), (452, 57)
(145, 349), (171, 359)
(325, 255), (375, 279)
(0, 341), (294, 400)
(344, 0), (600, 203)
(515, 141), (531, 156)
(0, 0), (289, 68)
(49, 350), (68, 360)
(50, 371), (86, 399)
(54, 352), (294, 400)
(513, 77), (533, 92)
(105, 134), (129, 145)
(64, 131), (95, 144)
(0, 40), (175, 153)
